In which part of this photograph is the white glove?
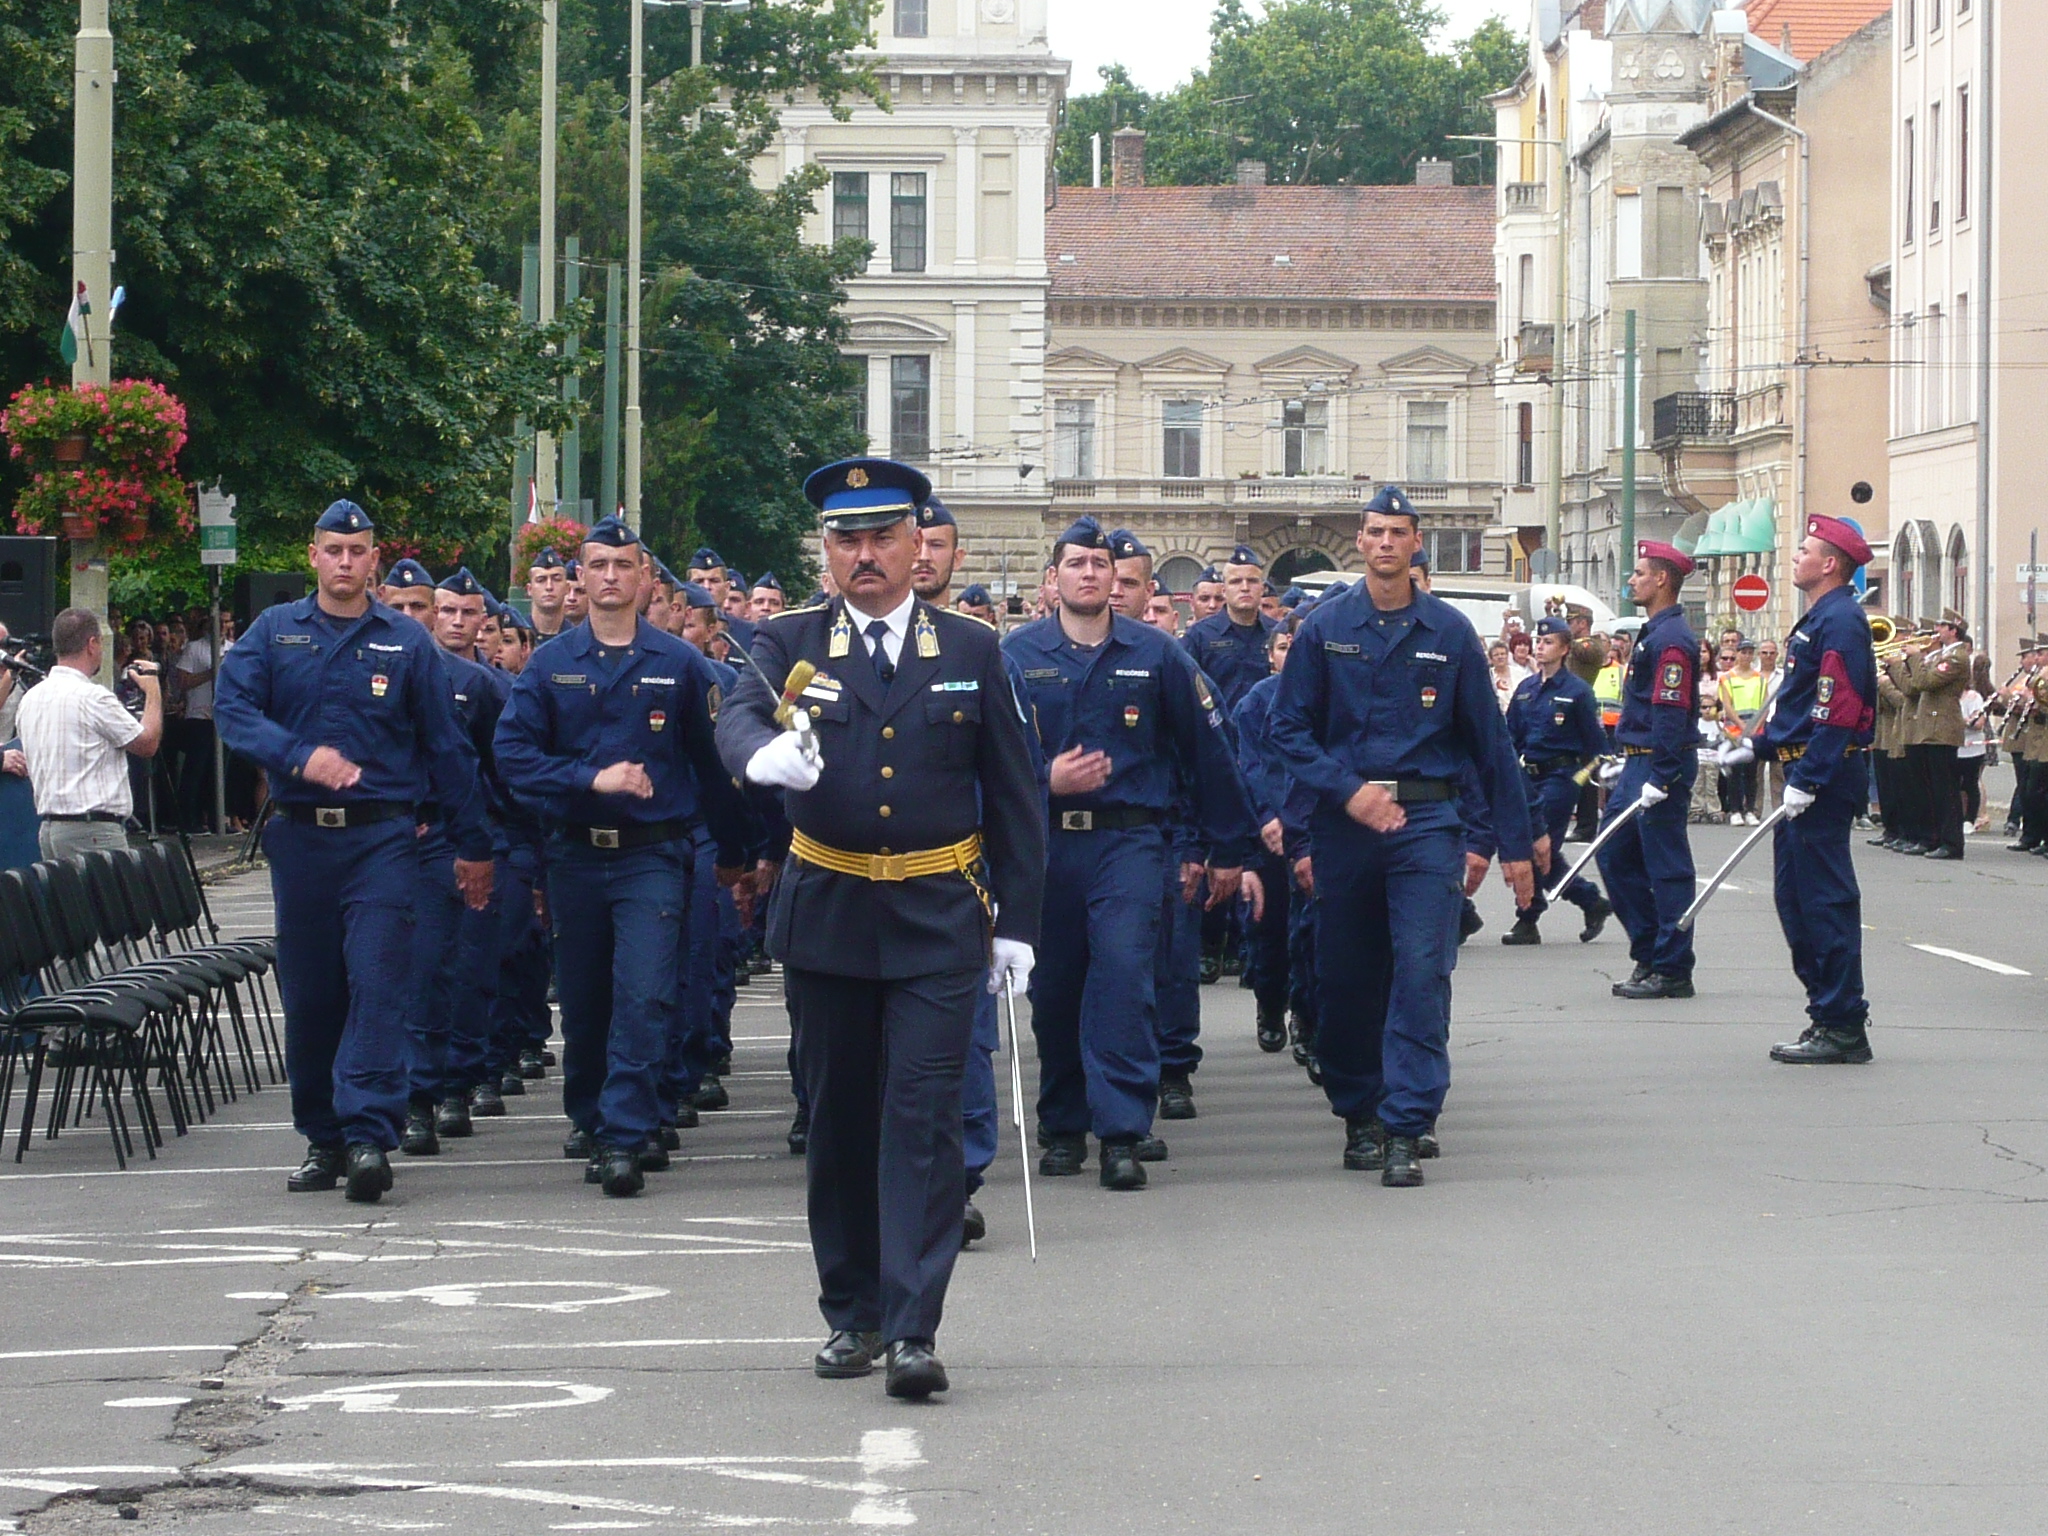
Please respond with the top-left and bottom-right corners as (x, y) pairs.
(988, 938), (1035, 997)
(1597, 757), (1624, 788)
(744, 730), (823, 792)
(1636, 781), (1668, 809)
(1781, 783), (1815, 819)
(1716, 739), (1755, 769)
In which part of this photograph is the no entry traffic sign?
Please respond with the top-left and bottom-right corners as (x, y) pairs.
(1732, 573), (1770, 613)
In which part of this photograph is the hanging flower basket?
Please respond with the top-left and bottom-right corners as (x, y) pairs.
(1, 379), (194, 547)
(514, 515), (591, 574)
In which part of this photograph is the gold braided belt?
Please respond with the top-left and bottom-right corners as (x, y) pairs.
(790, 829), (983, 884)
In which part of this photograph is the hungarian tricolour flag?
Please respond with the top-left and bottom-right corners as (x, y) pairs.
(56, 282), (89, 366)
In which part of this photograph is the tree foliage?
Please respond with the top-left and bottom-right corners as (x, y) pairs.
(1055, 1), (1523, 190)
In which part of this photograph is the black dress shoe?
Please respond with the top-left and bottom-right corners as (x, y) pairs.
(1612, 962), (1652, 995)
(1458, 901), (1485, 941)
(435, 1098), (473, 1138)
(1098, 1139), (1146, 1190)
(518, 1048), (546, 1080)
(1770, 1024), (1874, 1064)
(1038, 1133), (1086, 1176)
(1382, 1135), (1424, 1188)
(1614, 971), (1695, 1000)
(288, 1143), (345, 1193)
(637, 1136), (671, 1172)
(1417, 1128), (1440, 1159)
(691, 1074), (730, 1111)
(1132, 1134), (1168, 1163)
(1923, 846), (1963, 861)
(1868, 833), (1895, 847)
(814, 1329), (883, 1379)
(1255, 1003), (1287, 1052)
(344, 1143), (393, 1204)
(1158, 1075), (1196, 1120)
(1578, 897), (1612, 944)
(713, 1052), (733, 1076)
(1342, 1117), (1385, 1171)
(1500, 918), (1541, 946)
(787, 1107), (809, 1155)
(1894, 842), (1929, 856)
(657, 1121), (682, 1151)
(674, 1103), (700, 1130)
(1198, 950), (1222, 985)
(470, 1081), (506, 1117)
(885, 1340), (949, 1400)
(590, 1144), (644, 1197)
(498, 1072), (526, 1097)
(400, 1107), (440, 1157)
(562, 1128), (593, 1159)
(1301, 1051), (1323, 1087)
(2006, 840), (2038, 852)
(961, 1199), (986, 1246)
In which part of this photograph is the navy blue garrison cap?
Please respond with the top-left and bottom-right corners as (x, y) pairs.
(752, 571), (782, 592)
(1227, 544), (1261, 569)
(1409, 548), (1431, 570)
(959, 583), (993, 606)
(382, 559), (432, 590)
(1054, 515), (1110, 553)
(316, 499), (372, 535)
(585, 515), (640, 549)
(1109, 528), (1150, 561)
(1281, 585), (1307, 608)
(1535, 615), (1570, 639)
(917, 497), (957, 531)
(1368, 484), (1418, 520)
(438, 566), (484, 597)
(564, 558), (581, 580)
(679, 582), (718, 609)
(803, 590), (828, 608)
(1196, 565), (1223, 586)
(689, 547), (725, 572)
(804, 458), (931, 532)
(529, 547), (566, 571)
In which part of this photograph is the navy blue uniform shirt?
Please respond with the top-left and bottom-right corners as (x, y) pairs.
(493, 618), (749, 865)
(1265, 582), (1533, 862)
(1182, 609), (1279, 712)
(1006, 613), (1259, 863)
(1615, 603), (1699, 790)
(1756, 583), (1876, 796)
(1506, 666), (1608, 767)
(216, 594), (490, 860)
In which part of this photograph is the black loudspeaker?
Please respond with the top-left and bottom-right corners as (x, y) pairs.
(0, 536), (58, 639)
(234, 572), (307, 626)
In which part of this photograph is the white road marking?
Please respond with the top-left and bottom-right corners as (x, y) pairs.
(273, 1380), (613, 1418)
(0, 1153), (776, 1182)
(851, 1430), (924, 1528)
(104, 1396), (192, 1409)
(318, 1282), (668, 1314)
(1909, 943), (2030, 976)
(0, 1345), (229, 1361)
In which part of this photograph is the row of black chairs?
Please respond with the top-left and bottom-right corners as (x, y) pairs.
(0, 838), (280, 1167)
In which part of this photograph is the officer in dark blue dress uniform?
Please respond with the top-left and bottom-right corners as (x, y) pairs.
(1733, 515), (1879, 1064)
(1005, 517), (1258, 1192)
(1597, 540), (1701, 1001)
(1501, 616), (1613, 946)
(1268, 487), (1535, 1188)
(217, 501), (493, 1203)
(717, 458), (1045, 1401)
(495, 517), (751, 1197)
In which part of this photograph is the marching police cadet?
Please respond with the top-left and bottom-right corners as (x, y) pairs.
(494, 516), (751, 1197)
(1267, 486), (1535, 1188)
(750, 573), (787, 619)
(957, 584), (998, 626)
(1501, 616), (1613, 945)
(1188, 565), (1226, 623)
(1903, 610), (1970, 860)
(560, 559), (589, 627)
(1182, 544), (1279, 712)
(1006, 517), (1258, 1191)
(527, 548), (572, 640)
(716, 457), (1045, 1401)
(216, 501), (493, 1203)
(1715, 516), (1879, 1064)
(688, 546), (759, 663)
(1231, 620), (1304, 1057)
(1597, 541), (1700, 1001)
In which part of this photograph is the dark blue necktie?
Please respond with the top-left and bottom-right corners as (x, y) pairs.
(866, 619), (894, 685)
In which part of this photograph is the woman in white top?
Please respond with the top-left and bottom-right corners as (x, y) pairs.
(1487, 640), (1527, 713)
(1958, 651), (1992, 833)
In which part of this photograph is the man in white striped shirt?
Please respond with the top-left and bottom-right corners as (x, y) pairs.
(17, 607), (164, 860)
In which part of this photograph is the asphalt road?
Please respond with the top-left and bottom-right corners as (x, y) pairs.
(3, 824), (2045, 1535)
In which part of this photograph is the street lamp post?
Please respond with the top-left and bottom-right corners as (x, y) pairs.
(536, 0), (559, 517)
(71, 0), (115, 674)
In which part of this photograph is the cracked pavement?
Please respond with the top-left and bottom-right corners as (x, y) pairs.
(2, 828), (2046, 1533)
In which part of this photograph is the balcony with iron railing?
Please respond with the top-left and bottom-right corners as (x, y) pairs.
(1049, 477), (1483, 508)
(1652, 391), (1736, 445)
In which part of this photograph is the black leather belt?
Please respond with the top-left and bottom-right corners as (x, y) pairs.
(1521, 755), (1579, 776)
(43, 811), (126, 824)
(284, 801), (410, 828)
(1051, 805), (1162, 832)
(1363, 778), (1456, 804)
(557, 819), (688, 852)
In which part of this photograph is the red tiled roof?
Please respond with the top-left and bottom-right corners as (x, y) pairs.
(1742, 0), (1892, 62)
(1047, 186), (1496, 303)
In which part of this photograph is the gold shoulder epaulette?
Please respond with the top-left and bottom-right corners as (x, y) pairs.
(768, 602), (827, 621)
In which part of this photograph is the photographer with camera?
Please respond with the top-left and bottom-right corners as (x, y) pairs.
(0, 622), (27, 782)
(15, 607), (164, 859)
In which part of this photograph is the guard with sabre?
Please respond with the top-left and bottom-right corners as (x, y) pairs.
(1501, 615), (1614, 946)
(1597, 541), (1701, 1001)
(1704, 515), (1878, 1064)
(715, 458), (1046, 1402)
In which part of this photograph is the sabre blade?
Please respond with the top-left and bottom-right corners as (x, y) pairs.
(1543, 795), (1645, 905)
(1678, 803), (1790, 931)
(1002, 989), (1039, 1263)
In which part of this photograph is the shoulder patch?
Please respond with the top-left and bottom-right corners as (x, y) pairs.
(1193, 673), (1218, 712)
(707, 683), (721, 722)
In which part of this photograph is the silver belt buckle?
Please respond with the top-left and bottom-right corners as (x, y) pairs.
(590, 827), (622, 850)
(1367, 780), (1399, 795)
(315, 807), (346, 829)
(1059, 810), (1093, 832)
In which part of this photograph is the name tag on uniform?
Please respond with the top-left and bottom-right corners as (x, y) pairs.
(639, 676), (677, 686)
(551, 673), (588, 685)
(1414, 650), (1449, 663)
(367, 642), (405, 654)
(273, 633), (312, 646)
(931, 680), (979, 692)
(1023, 667), (1061, 680)
(1324, 642), (1361, 656)
(1114, 668), (1152, 678)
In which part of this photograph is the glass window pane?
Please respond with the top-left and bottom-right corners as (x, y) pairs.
(895, 0), (928, 37)
(891, 355), (930, 462)
(891, 173), (926, 273)
(1163, 400), (1203, 478)
(1406, 401), (1448, 484)
(1054, 399), (1096, 480)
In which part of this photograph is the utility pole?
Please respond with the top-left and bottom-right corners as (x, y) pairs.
(535, 0), (559, 517)
(1619, 308), (1638, 613)
(562, 235), (582, 520)
(624, 0), (644, 531)
(511, 244), (539, 565)
(71, 0), (114, 675)
(602, 262), (622, 519)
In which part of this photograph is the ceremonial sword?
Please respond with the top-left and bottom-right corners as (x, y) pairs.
(725, 636), (822, 768)
(1542, 793), (1648, 906)
(1001, 990), (1039, 1262)
(1678, 802), (1791, 931)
